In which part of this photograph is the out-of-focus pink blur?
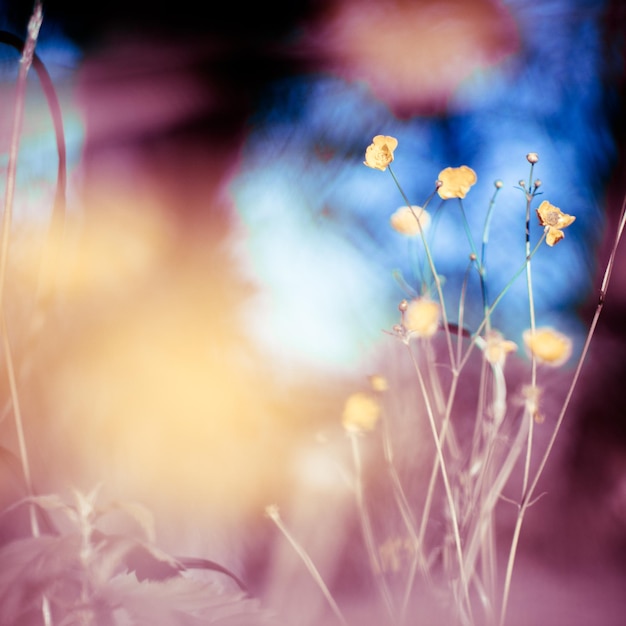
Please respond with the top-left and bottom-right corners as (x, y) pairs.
(306, 0), (519, 114)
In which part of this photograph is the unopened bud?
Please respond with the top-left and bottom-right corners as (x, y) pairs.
(526, 152), (539, 164)
(398, 299), (408, 312)
(534, 179), (542, 188)
(494, 180), (503, 189)
(435, 179), (443, 189)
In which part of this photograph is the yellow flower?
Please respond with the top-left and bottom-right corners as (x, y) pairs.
(369, 375), (389, 393)
(390, 206), (431, 236)
(364, 135), (398, 171)
(404, 297), (440, 338)
(523, 327), (572, 367)
(437, 165), (477, 199)
(536, 200), (575, 247)
(342, 392), (381, 433)
(484, 330), (517, 367)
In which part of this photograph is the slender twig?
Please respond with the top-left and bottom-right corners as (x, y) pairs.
(265, 505), (348, 626)
(456, 198), (489, 332)
(0, 27), (67, 306)
(0, 5), (51, 625)
(458, 233), (547, 373)
(379, 403), (430, 622)
(0, 2), (43, 310)
(349, 433), (397, 622)
(479, 184), (502, 328)
(406, 345), (472, 621)
(1, 314), (38, 535)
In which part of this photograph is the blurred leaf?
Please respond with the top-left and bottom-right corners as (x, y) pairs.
(101, 574), (283, 626)
(178, 556), (247, 592)
(92, 532), (183, 582)
(0, 534), (82, 623)
(1, 492), (74, 522)
(107, 499), (157, 543)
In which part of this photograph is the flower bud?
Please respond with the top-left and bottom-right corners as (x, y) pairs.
(526, 152), (539, 164)
(494, 180), (503, 189)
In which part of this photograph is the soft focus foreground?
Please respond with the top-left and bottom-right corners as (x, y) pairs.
(0, 1), (626, 625)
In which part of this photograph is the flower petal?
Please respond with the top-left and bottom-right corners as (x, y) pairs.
(404, 297), (440, 338)
(545, 226), (565, 246)
(523, 327), (572, 367)
(364, 135), (398, 171)
(342, 392), (381, 432)
(437, 165), (477, 199)
(390, 206), (430, 236)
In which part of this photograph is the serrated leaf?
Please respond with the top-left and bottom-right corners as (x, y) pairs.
(109, 499), (157, 543)
(94, 533), (182, 582)
(1, 492), (71, 520)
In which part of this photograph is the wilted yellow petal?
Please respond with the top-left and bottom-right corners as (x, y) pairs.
(523, 327), (572, 367)
(404, 297), (440, 338)
(342, 392), (381, 432)
(536, 201), (575, 246)
(390, 206), (431, 236)
(545, 227), (565, 247)
(536, 200), (575, 229)
(437, 165), (477, 199)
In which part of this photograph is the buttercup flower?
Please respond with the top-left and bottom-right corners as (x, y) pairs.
(484, 330), (517, 367)
(364, 135), (398, 171)
(437, 165), (477, 199)
(523, 327), (572, 367)
(342, 392), (381, 433)
(404, 297), (440, 338)
(390, 206), (431, 236)
(536, 200), (575, 246)
(369, 375), (389, 393)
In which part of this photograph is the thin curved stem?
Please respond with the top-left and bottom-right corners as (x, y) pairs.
(407, 344), (471, 621)
(266, 506), (348, 626)
(458, 233), (546, 373)
(388, 165), (457, 371)
(350, 433), (396, 621)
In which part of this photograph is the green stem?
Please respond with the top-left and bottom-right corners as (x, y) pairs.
(388, 165), (457, 371)
(521, 169), (538, 497)
(458, 233), (546, 373)
(479, 186), (501, 328)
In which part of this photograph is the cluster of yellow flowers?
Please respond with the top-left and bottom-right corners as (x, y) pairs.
(341, 136), (576, 433)
(365, 134), (576, 246)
